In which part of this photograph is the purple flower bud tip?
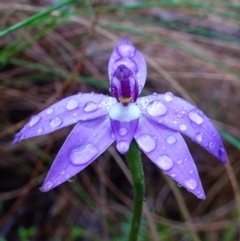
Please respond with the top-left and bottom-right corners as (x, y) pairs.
(13, 39), (227, 199)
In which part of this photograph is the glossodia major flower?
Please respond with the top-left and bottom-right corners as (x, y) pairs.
(13, 39), (227, 199)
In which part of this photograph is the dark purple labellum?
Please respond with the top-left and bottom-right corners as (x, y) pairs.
(110, 64), (139, 105)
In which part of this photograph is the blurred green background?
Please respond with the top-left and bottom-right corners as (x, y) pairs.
(0, 0), (240, 240)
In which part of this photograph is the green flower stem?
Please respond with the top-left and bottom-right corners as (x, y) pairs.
(0, 0), (77, 38)
(125, 141), (145, 241)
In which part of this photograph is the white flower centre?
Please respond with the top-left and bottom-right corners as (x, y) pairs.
(109, 102), (141, 121)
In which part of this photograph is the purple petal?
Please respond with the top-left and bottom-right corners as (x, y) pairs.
(108, 102), (141, 153)
(134, 117), (206, 199)
(108, 39), (147, 93)
(40, 116), (114, 191)
(110, 118), (139, 154)
(13, 94), (116, 143)
(137, 93), (227, 163)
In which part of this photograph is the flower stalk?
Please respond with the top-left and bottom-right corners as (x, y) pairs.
(125, 141), (145, 241)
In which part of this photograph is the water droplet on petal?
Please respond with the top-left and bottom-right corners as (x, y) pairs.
(60, 169), (65, 175)
(185, 178), (197, 190)
(41, 181), (53, 191)
(177, 159), (183, 164)
(119, 127), (128, 136)
(84, 102), (98, 112)
(117, 43), (136, 57)
(189, 170), (193, 174)
(171, 173), (176, 177)
(166, 135), (177, 144)
(156, 155), (173, 171)
(212, 132), (216, 137)
(50, 117), (62, 128)
(70, 144), (99, 165)
(136, 134), (156, 152)
(46, 108), (54, 115)
(188, 109), (204, 124)
(68, 176), (76, 182)
(179, 123), (187, 131)
(208, 141), (214, 149)
(29, 115), (41, 127)
(37, 127), (44, 134)
(117, 141), (129, 154)
(147, 100), (167, 117)
(66, 98), (79, 110)
(196, 132), (203, 142)
(164, 92), (174, 102)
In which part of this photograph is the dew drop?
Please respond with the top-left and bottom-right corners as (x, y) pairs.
(147, 100), (167, 117)
(171, 173), (176, 177)
(166, 135), (177, 144)
(156, 155), (173, 171)
(208, 141), (214, 149)
(29, 115), (41, 127)
(185, 178), (197, 190)
(70, 144), (99, 165)
(188, 109), (204, 124)
(66, 98), (79, 110)
(189, 169), (193, 174)
(164, 92), (174, 102)
(50, 117), (62, 128)
(37, 127), (44, 134)
(179, 123), (187, 131)
(68, 176), (76, 182)
(117, 141), (129, 154)
(177, 159), (183, 164)
(46, 108), (54, 115)
(60, 169), (65, 175)
(83, 102), (98, 112)
(196, 132), (203, 142)
(136, 134), (156, 152)
(119, 127), (128, 136)
(212, 132), (216, 137)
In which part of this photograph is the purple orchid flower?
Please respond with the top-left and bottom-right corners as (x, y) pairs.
(13, 39), (227, 199)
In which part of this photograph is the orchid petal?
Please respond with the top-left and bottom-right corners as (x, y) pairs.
(13, 94), (116, 143)
(108, 39), (147, 93)
(40, 116), (114, 191)
(135, 116), (206, 199)
(137, 93), (227, 163)
(110, 119), (139, 154)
